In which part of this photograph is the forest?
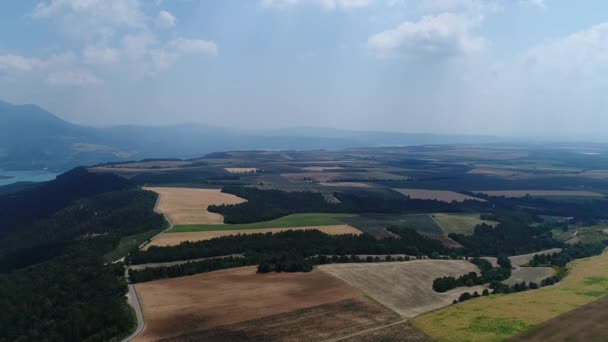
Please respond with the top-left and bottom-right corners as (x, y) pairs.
(0, 169), (166, 341)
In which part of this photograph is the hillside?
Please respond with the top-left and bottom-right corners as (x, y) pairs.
(0, 100), (505, 172)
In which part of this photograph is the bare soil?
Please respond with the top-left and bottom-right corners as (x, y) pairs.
(143, 187), (245, 225)
(319, 260), (488, 318)
(133, 267), (393, 342)
(157, 298), (397, 342)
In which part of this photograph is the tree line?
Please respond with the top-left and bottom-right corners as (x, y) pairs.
(433, 256), (512, 293)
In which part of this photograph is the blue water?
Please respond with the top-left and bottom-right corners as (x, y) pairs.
(0, 169), (60, 185)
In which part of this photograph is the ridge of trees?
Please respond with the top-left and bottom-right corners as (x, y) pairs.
(433, 256), (512, 293)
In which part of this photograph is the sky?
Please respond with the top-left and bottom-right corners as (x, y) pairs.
(0, 0), (607, 140)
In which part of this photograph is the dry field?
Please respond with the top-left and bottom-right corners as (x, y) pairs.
(483, 248), (561, 286)
(393, 189), (485, 203)
(224, 167), (257, 173)
(142, 187), (245, 225)
(133, 267), (398, 342)
(513, 296), (608, 342)
(341, 323), (432, 342)
(144, 225), (361, 248)
(319, 260), (488, 318)
(475, 190), (604, 198)
(468, 168), (528, 179)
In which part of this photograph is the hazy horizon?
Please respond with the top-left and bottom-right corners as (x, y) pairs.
(2, 1), (608, 140)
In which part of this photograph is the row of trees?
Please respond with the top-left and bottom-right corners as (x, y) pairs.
(129, 256), (255, 283)
(528, 242), (607, 267)
(433, 257), (512, 293)
(128, 226), (449, 265)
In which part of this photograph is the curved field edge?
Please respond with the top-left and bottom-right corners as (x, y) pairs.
(412, 250), (608, 342)
(168, 213), (356, 232)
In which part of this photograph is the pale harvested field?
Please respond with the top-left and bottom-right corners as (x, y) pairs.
(484, 248), (561, 286)
(224, 167), (257, 173)
(393, 189), (485, 203)
(319, 260), (488, 318)
(468, 168), (528, 179)
(319, 182), (373, 188)
(133, 267), (397, 342)
(145, 225), (361, 248)
(143, 187), (245, 225)
(476, 190), (604, 198)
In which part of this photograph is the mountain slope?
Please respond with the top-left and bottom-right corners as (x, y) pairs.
(0, 100), (504, 171)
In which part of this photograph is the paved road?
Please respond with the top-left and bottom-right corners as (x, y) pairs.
(122, 283), (145, 342)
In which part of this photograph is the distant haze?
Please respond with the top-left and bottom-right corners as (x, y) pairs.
(1, 1), (608, 140)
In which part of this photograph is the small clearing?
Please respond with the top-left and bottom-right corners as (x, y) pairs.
(431, 213), (497, 235)
(224, 167), (257, 173)
(393, 189), (485, 203)
(475, 190), (604, 198)
(142, 187), (245, 225)
(319, 260), (488, 318)
(133, 267), (397, 342)
(145, 225), (361, 248)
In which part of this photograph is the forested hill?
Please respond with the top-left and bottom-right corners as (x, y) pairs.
(0, 167), (166, 341)
(0, 167), (130, 233)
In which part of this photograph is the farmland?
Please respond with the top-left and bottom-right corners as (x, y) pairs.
(393, 189), (485, 203)
(133, 267), (398, 341)
(168, 213), (355, 232)
(431, 213), (497, 235)
(413, 251), (608, 342)
(476, 190), (604, 198)
(224, 167), (257, 173)
(143, 187), (246, 225)
(319, 260), (489, 318)
(145, 225), (361, 248)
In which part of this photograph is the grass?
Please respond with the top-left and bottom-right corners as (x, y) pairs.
(169, 213), (355, 233)
(104, 228), (165, 262)
(431, 213), (497, 235)
(413, 250), (608, 342)
(341, 213), (443, 238)
(571, 225), (608, 244)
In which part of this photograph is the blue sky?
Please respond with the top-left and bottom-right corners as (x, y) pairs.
(1, 0), (607, 140)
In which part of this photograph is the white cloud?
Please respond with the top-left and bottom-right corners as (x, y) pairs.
(33, 0), (145, 28)
(156, 10), (176, 29)
(522, 0), (545, 8)
(0, 55), (44, 72)
(367, 13), (486, 59)
(521, 23), (608, 77)
(83, 46), (121, 65)
(261, 0), (371, 10)
(151, 38), (218, 71)
(421, 0), (501, 13)
(46, 70), (103, 86)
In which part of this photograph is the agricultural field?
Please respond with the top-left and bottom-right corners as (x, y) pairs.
(281, 171), (408, 183)
(476, 190), (604, 198)
(565, 225), (608, 244)
(319, 260), (488, 318)
(393, 189), (485, 203)
(133, 267), (398, 341)
(168, 213), (355, 232)
(143, 187), (246, 225)
(145, 225), (361, 248)
(513, 296), (608, 341)
(431, 213), (498, 235)
(483, 248), (561, 286)
(413, 251), (608, 342)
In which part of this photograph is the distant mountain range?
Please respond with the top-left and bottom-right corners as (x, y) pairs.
(0, 100), (504, 171)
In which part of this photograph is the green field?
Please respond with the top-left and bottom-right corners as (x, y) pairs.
(341, 213), (443, 239)
(431, 213), (498, 235)
(413, 251), (608, 342)
(104, 227), (165, 262)
(169, 213), (355, 232)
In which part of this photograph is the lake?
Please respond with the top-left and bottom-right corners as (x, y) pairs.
(0, 169), (60, 185)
